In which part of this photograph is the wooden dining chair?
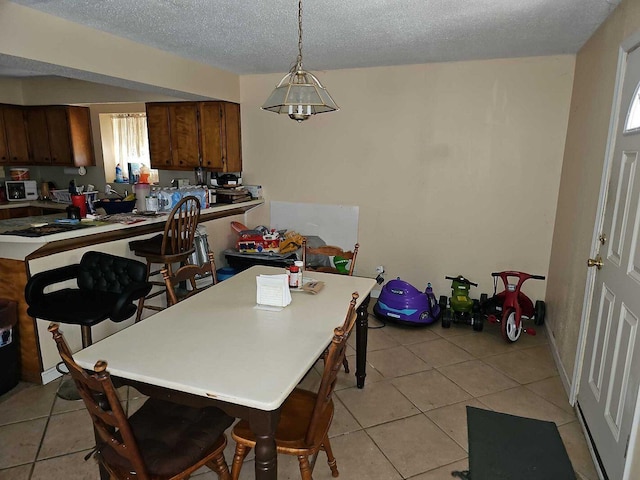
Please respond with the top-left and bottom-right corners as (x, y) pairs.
(230, 292), (360, 480)
(161, 250), (218, 306)
(302, 237), (359, 373)
(48, 323), (234, 480)
(129, 196), (201, 322)
(302, 238), (359, 276)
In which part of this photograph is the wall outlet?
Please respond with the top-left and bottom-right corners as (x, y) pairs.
(376, 265), (385, 274)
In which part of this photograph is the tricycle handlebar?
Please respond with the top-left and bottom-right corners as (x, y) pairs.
(491, 271), (545, 280)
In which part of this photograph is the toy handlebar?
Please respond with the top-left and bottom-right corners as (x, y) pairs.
(445, 275), (478, 287)
(491, 271), (545, 280)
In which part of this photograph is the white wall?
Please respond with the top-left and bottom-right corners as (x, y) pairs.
(242, 56), (575, 300)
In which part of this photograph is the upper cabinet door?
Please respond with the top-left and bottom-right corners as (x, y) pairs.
(222, 102), (242, 173)
(169, 103), (201, 169)
(47, 107), (73, 166)
(25, 108), (52, 164)
(0, 111), (9, 164)
(2, 106), (29, 164)
(199, 102), (223, 170)
(147, 104), (173, 169)
(65, 106), (95, 167)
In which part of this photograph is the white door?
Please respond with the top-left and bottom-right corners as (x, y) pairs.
(577, 44), (640, 480)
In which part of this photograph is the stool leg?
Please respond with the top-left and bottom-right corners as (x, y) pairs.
(58, 325), (93, 401)
(135, 261), (152, 323)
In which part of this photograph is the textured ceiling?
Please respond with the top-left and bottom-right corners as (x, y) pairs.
(6, 0), (622, 77)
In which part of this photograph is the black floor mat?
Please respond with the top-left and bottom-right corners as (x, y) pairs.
(465, 406), (576, 479)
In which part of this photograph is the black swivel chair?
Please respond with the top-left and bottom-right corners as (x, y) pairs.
(25, 251), (151, 398)
(25, 251), (152, 348)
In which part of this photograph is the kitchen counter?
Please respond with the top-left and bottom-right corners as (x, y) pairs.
(0, 198), (264, 384)
(0, 200), (68, 211)
(0, 199), (263, 261)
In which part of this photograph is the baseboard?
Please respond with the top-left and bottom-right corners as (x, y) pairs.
(544, 321), (572, 401)
(41, 366), (62, 385)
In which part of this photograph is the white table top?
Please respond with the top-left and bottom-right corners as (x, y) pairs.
(73, 266), (375, 411)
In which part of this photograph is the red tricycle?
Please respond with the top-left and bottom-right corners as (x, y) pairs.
(481, 271), (546, 343)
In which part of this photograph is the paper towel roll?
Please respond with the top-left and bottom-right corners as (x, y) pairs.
(63, 167), (87, 176)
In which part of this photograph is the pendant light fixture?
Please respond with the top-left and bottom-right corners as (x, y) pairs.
(261, 0), (339, 122)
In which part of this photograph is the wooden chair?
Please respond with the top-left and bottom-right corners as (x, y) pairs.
(48, 323), (233, 480)
(230, 292), (360, 480)
(162, 250), (218, 306)
(302, 237), (359, 373)
(302, 238), (359, 276)
(129, 196), (201, 322)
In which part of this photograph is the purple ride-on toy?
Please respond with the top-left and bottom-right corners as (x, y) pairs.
(373, 278), (441, 326)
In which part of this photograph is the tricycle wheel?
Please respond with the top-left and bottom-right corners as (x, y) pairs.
(442, 310), (452, 328)
(534, 300), (546, 326)
(501, 309), (522, 342)
(473, 317), (483, 332)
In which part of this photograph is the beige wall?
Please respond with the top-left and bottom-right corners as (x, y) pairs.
(0, 2), (239, 102)
(242, 56), (574, 300)
(547, 0), (640, 384)
(0, 77), (23, 104)
(546, 0), (640, 475)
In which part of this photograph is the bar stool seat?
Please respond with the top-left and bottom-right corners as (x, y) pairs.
(129, 196), (201, 322)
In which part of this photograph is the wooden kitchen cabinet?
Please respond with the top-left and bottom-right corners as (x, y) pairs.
(200, 101), (242, 172)
(24, 106), (95, 167)
(146, 101), (242, 172)
(0, 105), (29, 165)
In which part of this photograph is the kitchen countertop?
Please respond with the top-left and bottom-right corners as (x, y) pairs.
(0, 199), (264, 261)
(0, 200), (69, 210)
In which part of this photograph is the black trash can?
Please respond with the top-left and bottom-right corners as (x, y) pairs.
(0, 299), (19, 395)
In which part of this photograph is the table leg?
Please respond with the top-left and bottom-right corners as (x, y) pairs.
(248, 409), (280, 480)
(355, 294), (371, 389)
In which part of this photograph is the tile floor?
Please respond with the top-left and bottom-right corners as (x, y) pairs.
(0, 310), (599, 479)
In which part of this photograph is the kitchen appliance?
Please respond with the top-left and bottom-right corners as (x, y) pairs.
(5, 180), (38, 201)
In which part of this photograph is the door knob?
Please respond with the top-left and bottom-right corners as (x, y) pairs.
(587, 255), (604, 270)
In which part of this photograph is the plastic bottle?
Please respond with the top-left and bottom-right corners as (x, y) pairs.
(115, 164), (123, 183)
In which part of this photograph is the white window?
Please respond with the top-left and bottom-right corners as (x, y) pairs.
(109, 113), (158, 183)
(624, 82), (640, 134)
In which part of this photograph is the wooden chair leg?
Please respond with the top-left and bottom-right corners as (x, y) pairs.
(342, 356), (350, 373)
(231, 444), (250, 480)
(205, 454), (232, 480)
(322, 435), (339, 478)
(135, 261), (153, 323)
(298, 455), (313, 480)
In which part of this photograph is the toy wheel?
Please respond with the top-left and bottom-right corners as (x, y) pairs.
(442, 310), (452, 328)
(473, 317), (484, 332)
(479, 293), (488, 312)
(472, 299), (480, 313)
(439, 295), (447, 309)
(534, 300), (546, 326)
(501, 309), (522, 342)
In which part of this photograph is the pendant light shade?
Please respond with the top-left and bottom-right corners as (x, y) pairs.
(262, 0), (339, 122)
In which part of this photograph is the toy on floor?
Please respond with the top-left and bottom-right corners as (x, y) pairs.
(439, 275), (483, 331)
(482, 271), (546, 342)
(373, 278), (440, 326)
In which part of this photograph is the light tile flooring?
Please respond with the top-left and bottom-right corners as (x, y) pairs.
(0, 311), (599, 479)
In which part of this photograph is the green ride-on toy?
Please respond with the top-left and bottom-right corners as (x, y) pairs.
(439, 275), (483, 331)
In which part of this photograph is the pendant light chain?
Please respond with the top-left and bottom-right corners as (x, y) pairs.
(296, 0), (304, 70)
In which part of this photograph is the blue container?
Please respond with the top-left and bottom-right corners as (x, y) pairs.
(216, 267), (237, 281)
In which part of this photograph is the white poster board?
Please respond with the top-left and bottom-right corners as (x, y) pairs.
(270, 201), (359, 249)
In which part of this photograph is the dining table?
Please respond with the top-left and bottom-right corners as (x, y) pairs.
(73, 265), (376, 480)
